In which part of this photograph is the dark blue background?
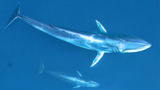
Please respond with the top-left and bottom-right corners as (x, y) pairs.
(0, 0), (159, 90)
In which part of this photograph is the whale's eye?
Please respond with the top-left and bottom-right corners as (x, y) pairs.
(119, 41), (125, 52)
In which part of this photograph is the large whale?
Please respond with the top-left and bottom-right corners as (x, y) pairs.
(6, 6), (151, 67)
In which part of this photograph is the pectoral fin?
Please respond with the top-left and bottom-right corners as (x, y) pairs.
(73, 85), (81, 89)
(95, 20), (107, 33)
(76, 71), (82, 77)
(90, 51), (104, 67)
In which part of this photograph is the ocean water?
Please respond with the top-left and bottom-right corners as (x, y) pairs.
(0, 0), (159, 90)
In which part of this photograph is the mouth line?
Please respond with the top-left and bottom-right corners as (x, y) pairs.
(124, 44), (151, 53)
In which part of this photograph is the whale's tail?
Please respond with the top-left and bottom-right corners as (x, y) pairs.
(39, 62), (63, 79)
(5, 5), (21, 29)
(39, 61), (45, 74)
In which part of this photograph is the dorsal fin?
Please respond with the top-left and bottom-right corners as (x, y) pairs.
(95, 20), (107, 33)
(49, 24), (55, 28)
(76, 71), (82, 77)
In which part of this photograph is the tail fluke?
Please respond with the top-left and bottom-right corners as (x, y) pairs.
(5, 5), (20, 29)
(39, 62), (45, 74)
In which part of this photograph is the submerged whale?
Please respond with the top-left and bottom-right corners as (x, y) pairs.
(40, 64), (99, 88)
(6, 6), (151, 67)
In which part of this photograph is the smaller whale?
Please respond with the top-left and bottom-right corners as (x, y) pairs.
(40, 64), (99, 88)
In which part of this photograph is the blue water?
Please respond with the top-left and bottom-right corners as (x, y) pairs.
(0, 0), (159, 90)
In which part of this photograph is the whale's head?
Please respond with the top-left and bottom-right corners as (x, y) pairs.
(87, 81), (100, 87)
(118, 35), (151, 53)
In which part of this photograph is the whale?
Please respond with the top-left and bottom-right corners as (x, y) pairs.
(6, 6), (151, 67)
(40, 63), (99, 88)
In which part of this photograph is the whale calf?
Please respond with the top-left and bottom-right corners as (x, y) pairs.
(40, 64), (99, 88)
(47, 71), (99, 88)
(6, 6), (151, 67)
